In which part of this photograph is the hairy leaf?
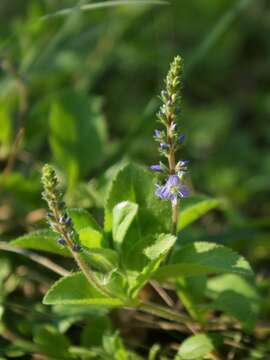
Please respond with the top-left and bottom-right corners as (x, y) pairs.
(79, 228), (103, 249)
(43, 272), (124, 306)
(179, 196), (221, 230)
(68, 208), (102, 232)
(104, 163), (171, 235)
(176, 333), (216, 360)
(112, 201), (138, 247)
(207, 274), (260, 330)
(154, 242), (253, 280)
(10, 230), (69, 256)
(129, 234), (176, 297)
(81, 248), (119, 273)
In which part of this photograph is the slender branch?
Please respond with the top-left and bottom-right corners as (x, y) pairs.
(42, 164), (113, 297)
(149, 280), (174, 307)
(138, 301), (195, 328)
(0, 241), (69, 277)
(53, 202), (112, 297)
(167, 116), (179, 236)
(73, 251), (113, 297)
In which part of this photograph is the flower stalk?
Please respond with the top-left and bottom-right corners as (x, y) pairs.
(41, 164), (111, 297)
(151, 55), (189, 236)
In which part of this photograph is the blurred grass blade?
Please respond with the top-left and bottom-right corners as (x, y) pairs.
(25, 0), (89, 72)
(42, 0), (168, 20)
(187, 0), (255, 74)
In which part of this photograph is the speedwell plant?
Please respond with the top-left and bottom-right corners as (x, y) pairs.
(12, 56), (256, 359)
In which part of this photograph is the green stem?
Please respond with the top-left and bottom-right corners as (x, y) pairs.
(171, 202), (179, 236)
(138, 301), (193, 325)
(73, 252), (112, 297)
(53, 207), (112, 297)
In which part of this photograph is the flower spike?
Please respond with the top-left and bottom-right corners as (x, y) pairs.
(150, 55), (189, 235)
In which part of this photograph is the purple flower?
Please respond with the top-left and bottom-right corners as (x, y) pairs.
(178, 134), (185, 144)
(72, 243), (81, 252)
(57, 237), (66, 246)
(160, 143), (169, 150)
(179, 160), (189, 167)
(59, 214), (72, 226)
(155, 174), (189, 205)
(154, 129), (161, 138)
(150, 164), (162, 172)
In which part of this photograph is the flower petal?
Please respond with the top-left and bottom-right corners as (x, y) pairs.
(178, 186), (189, 198)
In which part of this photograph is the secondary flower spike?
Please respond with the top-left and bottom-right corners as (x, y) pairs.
(41, 164), (81, 251)
(150, 55), (189, 234)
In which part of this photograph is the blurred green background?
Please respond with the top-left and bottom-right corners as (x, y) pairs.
(0, 0), (270, 358)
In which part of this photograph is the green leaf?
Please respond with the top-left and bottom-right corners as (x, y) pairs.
(0, 100), (12, 157)
(129, 234), (176, 297)
(0, 258), (11, 281)
(176, 333), (216, 360)
(49, 92), (107, 186)
(68, 208), (102, 232)
(179, 196), (221, 230)
(69, 208), (104, 248)
(10, 210), (104, 256)
(112, 201), (138, 247)
(34, 325), (71, 359)
(102, 331), (143, 359)
(81, 248), (119, 273)
(207, 274), (260, 330)
(43, 272), (124, 306)
(10, 230), (70, 256)
(79, 228), (103, 248)
(81, 316), (112, 347)
(0, 171), (41, 209)
(144, 234), (176, 261)
(104, 163), (171, 235)
(148, 344), (161, 360)
(176, 276), (207, 321)
(154, 242), (253, 280)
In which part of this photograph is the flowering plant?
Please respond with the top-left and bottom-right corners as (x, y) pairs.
(10, 56), (257, 359)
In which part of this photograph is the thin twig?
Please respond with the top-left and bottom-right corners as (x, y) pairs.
(137, 300), (197, 334)
(0, 241), (69, 277)
(149, 280), (174, 307)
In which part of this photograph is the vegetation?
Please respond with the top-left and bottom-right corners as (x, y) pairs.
(0, 1), (269, 359)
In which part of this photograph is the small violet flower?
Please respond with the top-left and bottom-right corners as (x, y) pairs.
(155, 174), (189, 206)
(160, 143), (169, 150)
(154, 129), (161, 138)
(72, 243), (82, 252)
(150, 164), (162, 172)
(178, 134), (185, 144)
(178, 160), (189, 168)
(57, 237), (66, 246)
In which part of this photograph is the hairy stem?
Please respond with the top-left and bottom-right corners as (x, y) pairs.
(138, 301), (195, 331)
(171, 202), (179, 235)
(52, 205), (112, 297)
(72, 251), (112, 297)
(167, 119), (179, 236)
